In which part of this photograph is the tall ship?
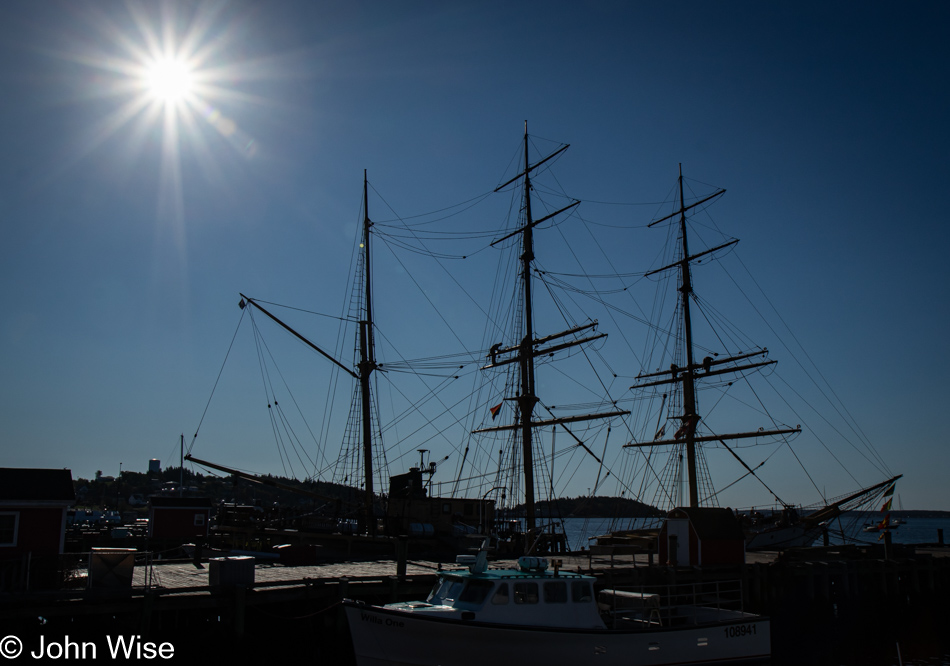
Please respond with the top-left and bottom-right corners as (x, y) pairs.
(185, 129), (899, 557)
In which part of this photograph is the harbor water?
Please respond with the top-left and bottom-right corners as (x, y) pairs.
(557, 514), (950, 551)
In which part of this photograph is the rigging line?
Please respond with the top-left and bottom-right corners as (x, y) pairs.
(626, 434), (678, 508)
(250, 311), (290, 477)
(373, 241), (471, 353)
(727, 254), (890, 472)
(690, 292), (759, 352)
(372, 226), (499, 347)
(371, 372), (390, 487)
(375, 228), (494, 257)
(534, 269), (620, 391)
(272, 401), (310, 478)
(699, 468), (758, 504)
(576, 197), (676, 208)
(768, 371), (876, 483)
(548, 216), (646, 372)
(265, 366), (316, 472)
(370, 190), (494, 225)
(576, 212), (650, 363)
(541, 267), (649, 279)
(316, 187), (368, 481)
(251, 323), (320, 473)
(704, 380), (782, 423)
(188, 306), (248, 456)
(373, 232), (475, 260)
(689, 294), (738, 358)
(374, 370), (461, 439)
(373, 226), (500, 242)
(376, 367), (484, 457)
(711, 430), (785, 504)
(244, 299), (355, 323)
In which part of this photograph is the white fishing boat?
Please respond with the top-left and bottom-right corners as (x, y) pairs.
(343, 545), (769, 666)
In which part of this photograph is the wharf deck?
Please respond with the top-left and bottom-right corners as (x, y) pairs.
(132, 550), (783, 592)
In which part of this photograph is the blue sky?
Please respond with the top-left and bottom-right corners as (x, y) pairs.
(0, 1), (947, 510)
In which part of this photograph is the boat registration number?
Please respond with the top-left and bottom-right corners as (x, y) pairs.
(723, 624), (757, 638)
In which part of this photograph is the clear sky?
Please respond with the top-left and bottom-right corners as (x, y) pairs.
(1, 1), (947, 510)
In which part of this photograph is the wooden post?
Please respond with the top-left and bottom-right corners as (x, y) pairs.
(233, 585), (246, 636)
(395, 536), (408, 579)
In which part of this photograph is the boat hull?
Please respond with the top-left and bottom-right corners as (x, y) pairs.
(745, 523), (821, 550)
(344, 602), (769, 666)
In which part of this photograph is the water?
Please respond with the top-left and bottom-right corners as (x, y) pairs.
(557, 514), (950, 552)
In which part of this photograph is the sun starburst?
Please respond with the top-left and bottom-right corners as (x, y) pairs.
(145, 56), (194, 105)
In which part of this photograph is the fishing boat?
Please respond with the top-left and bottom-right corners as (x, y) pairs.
(343, 542), (769, 666)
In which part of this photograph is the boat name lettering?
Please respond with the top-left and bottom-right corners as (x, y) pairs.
(723, 624), (757, 638)
(360, 612), (404, 628)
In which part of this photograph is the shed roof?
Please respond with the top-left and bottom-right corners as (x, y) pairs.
(667, 507), (744, 540)
(0, 468), (75, 502)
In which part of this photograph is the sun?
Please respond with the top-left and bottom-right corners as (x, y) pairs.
(145, 57), (194, 105)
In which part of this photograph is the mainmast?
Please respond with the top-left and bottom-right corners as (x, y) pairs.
(358, 169), (378, 534)
(626, 166), (799, 508)
(478, 124), (628, 553)
(676, 164), (701, 508)
(517, 124), (540, 546)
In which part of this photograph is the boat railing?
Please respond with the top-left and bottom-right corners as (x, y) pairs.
(599, 579), (748, 629)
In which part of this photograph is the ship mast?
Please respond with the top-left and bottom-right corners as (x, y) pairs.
(517, 125), (540, 547)
(625, 166), (799, 508)
(478, 124), (628, 553)
(675, 165), (701, 508)
(238, 172), (380, 534)
(358, 169), (378, 534)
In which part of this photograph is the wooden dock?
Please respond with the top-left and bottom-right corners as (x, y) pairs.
(0, 545), (947, 664)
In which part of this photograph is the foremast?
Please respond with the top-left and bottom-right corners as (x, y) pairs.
(624, 165), (799, 508)
(475, 123), (628, 553)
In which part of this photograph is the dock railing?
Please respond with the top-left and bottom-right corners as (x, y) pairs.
(599, 579), (747, 629)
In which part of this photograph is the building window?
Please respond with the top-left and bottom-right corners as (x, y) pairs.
(442, 503), (451, 513)
(0, 512), (19, 546)
(194, 514), (205, 526)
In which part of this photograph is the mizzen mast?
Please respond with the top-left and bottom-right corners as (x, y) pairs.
(625, 165), (799, 508)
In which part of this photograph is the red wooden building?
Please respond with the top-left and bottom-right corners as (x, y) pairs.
(0, 468), (75, 589)
(657, 507), (746, 566)
(148, 496), (212, 541)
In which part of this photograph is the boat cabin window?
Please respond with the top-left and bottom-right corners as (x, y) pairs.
(514, 582), (539, 604)
(426, 579), (447, 603)
(491, 583), (509, 605)
(543, 581), (567, 604)
(426, 577), (464, 604)
(458, 579), (493, 605)
(571, 581), (593, 603)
